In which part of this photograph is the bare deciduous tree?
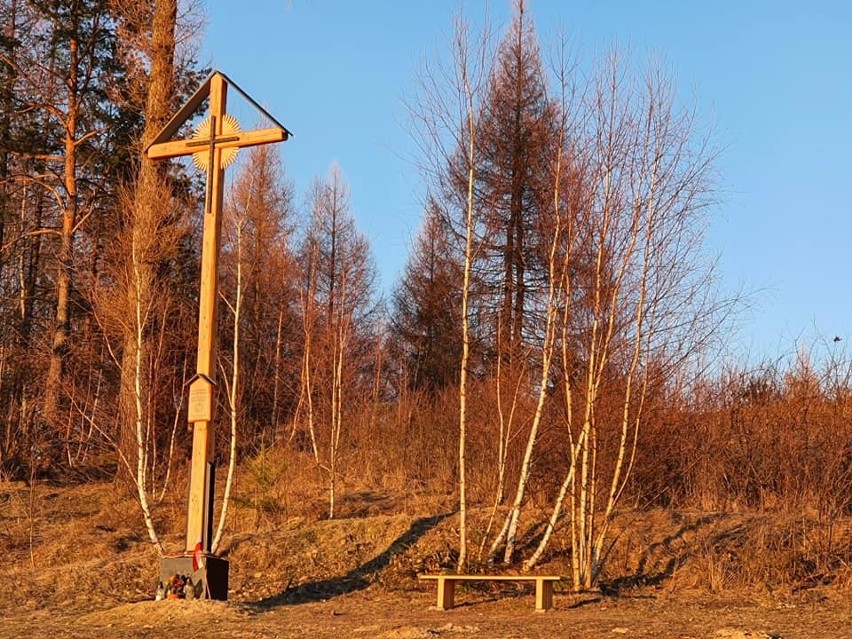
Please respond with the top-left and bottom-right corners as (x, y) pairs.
(299, 164), (377, 519)
(408, 8), (494, 571)
(520, 52), (726, 588)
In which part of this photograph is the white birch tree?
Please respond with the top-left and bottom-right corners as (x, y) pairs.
(408, 9), (493, 572)
(522, 52), (725, 588)
(300, 165), (377, 519)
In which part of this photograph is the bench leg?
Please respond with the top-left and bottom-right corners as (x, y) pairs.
(535, 579), (553, 612)
(436, 578), (455, 610)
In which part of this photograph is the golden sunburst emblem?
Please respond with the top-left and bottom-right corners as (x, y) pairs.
(191, 114), (241, 170)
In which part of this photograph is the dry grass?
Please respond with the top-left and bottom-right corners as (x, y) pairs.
(594, 509), (852, 597)
(1, 473), (850, 618)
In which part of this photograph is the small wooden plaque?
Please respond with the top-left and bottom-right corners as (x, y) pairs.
(188, 376), (215, 423)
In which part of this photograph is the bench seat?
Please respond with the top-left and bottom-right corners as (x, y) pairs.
(418, 574), (561, 611)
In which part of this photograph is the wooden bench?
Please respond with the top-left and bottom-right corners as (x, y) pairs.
(418, 574), (561, 612)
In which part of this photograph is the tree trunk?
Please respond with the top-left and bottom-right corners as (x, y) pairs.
(44, 30), (79, 427)
(456, 80), (475, 573)
(213, 217), (243, 553)
(118, 0), (177, 478)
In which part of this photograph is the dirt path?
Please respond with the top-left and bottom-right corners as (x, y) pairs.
(2, 588), (848, 639)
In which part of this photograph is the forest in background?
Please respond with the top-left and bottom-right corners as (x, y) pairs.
(1, 0), (849, 590)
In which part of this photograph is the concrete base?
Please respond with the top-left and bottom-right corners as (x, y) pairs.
(160, 554), (229, 601)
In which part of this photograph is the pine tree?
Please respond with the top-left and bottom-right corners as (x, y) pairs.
(391, 198), (463, 392)
(474, 0), (557, 357)
(2, 1), (138, 467)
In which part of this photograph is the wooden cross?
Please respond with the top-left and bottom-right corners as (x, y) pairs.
(147, 71), (290, 553)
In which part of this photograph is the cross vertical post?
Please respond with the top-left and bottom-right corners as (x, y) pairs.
(186, 73), (227, 553)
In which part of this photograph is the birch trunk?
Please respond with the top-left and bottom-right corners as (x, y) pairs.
(118, 0), (178, 478)
(213, 217), (243, 553)
(498, 163), (562, 565)
(132, 239), (164, 554)
(453, 13), (488, 571)
(328, 302), (347, 520)
(296, 246), (320, 462)
(456, 84), (474, 574)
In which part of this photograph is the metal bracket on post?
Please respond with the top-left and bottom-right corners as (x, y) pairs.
(204, 461), (216, 553)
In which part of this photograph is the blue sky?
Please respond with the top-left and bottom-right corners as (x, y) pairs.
(202, 1), (852, 360)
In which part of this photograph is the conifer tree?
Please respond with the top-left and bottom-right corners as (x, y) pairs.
(391, 198), (462, 393)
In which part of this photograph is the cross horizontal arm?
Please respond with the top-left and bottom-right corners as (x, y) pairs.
(146, 126), (289, 160)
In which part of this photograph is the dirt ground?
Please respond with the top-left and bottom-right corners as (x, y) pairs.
(1, 587), (849, 639)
